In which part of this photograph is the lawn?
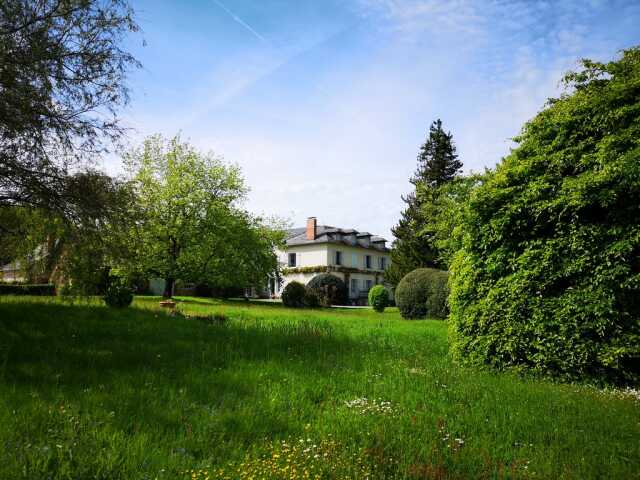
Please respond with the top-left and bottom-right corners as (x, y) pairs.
(0, 296), (638, 479)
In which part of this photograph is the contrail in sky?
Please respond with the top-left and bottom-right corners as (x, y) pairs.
(211, 0), (267, 43)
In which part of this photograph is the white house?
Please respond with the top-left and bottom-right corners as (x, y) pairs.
(269, 217), (391, 304)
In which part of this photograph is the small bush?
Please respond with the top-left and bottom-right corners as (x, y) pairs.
(307, 274), (348, 306)
(368, 285), (389, 312)
(395, 268), (449, 319)
(0, 283), (55, 296)
(281, 281), (307, 308)
(104, 281), (133, 308)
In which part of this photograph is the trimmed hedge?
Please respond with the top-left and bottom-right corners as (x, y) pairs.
(307, 273), (348, 306)
(368, 285), (389, 312)
(449, 48), (640, 383)
(395, 268), (449, 319)
(281, 281), (307, 308)
(0, 283), (55, 296)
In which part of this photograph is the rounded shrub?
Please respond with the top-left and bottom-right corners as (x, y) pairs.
(395, 268), (449, 319)
(104, 282), (133, 308)
(368, 285), (389, 312)
(307, 273), (348, 306)
(449, 49), (640, 383)
(281, 281), (307, 308)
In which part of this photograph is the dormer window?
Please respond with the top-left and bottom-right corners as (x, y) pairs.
(288, 253), (296, 267)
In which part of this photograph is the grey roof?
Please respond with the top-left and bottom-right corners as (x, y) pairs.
(285, 225), (389, 252)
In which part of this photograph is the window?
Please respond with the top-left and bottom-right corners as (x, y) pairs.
(352, 253), (358, 267)
(378, 257), (386, 270)
(288, 252), (296, 267)
(364, 279), (373, 291)
(335, 251), (342, 266)
(350, 278), (358, 296)
(365, 255), (372, 269)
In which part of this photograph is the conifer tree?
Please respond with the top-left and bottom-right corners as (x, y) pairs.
(387, 119), (462, 286)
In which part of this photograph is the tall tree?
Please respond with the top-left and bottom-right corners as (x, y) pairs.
(414, 119), (463, 189)
(123, 135), (284, 298)
(387, 119), (462, 285)
(0, 171), (136, 292)
(0, 0), (139, 226)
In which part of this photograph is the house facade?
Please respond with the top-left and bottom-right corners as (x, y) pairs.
(271, 217), (390, 304)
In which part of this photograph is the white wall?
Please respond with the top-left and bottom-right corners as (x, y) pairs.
(276, 244), (329, 268)
(326, 244), (389, 272)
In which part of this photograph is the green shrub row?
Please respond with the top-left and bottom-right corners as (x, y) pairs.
(0, 283), (56, 296)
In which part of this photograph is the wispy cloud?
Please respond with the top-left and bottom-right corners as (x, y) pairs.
(211, 0), (268, 44)
(116, 0), (640, 239)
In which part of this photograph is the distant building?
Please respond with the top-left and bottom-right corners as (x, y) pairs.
(269, 217), (390, 304)
(0, 260), (25, 283)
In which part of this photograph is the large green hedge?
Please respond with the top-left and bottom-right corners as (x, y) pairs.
(449, 48), (640, 384)
(395, 268), (449, 319)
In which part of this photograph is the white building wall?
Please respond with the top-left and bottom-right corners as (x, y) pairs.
(275, 242), (390, 304)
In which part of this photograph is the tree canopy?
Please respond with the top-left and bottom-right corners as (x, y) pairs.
(0, 0), (139, 224)
(387, 119), (462, 285)
(123, 135), (284, 297)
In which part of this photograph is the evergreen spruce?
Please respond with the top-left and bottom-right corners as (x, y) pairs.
(387, 120), (462, 286)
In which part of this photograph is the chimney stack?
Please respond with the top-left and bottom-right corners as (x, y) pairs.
(306, 217), (317, 240)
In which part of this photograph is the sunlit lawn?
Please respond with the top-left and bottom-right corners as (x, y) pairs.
(0, 295), (638, 479)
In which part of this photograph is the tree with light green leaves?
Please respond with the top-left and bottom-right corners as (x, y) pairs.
(124, 135), (284, 298)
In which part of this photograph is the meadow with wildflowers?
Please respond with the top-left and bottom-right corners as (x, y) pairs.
(0, 295), (638, 479)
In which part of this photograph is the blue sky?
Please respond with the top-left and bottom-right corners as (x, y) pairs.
(110, 0), (640, 239)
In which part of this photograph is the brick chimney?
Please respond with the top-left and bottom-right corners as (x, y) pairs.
(306, 217), (317, 240)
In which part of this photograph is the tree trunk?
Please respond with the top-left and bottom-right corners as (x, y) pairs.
(163, 277), (174, 298)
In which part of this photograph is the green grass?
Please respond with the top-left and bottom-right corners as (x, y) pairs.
(0, 296), (638, 479)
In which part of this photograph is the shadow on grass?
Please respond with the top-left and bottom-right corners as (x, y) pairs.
(0, 298), (369, 392)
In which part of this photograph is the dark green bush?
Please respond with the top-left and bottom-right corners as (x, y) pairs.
(395, 268), (449, 319)
(104, 282), (133, 308)
(0, 283), (55, 296)
(303, 287), (321, 308)
(449, 48), (640, 384)
(307, 273), (348, 306)
(368, 284), (389, 312)
(281, 281), (307, 308)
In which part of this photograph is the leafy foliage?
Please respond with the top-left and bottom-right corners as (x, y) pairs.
(368, 285), (389, 312)
(420, 174), (485, 269)
(303, 286), (322, 308)
(103, 280), (133, 308)
(388, 119), (462, 285)
(395, 268), (449, 320)
(281, 281), (307, 308)
(449, 47), (640, 383)
(123, 135), (284, 297)
(0, 0), (139, 220)
(307, 273), (348, 306)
